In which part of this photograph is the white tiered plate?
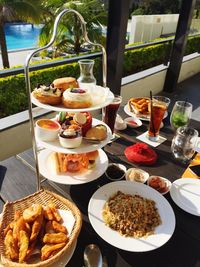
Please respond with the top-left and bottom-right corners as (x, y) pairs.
(124, 104), (168, 121)
(88, 181), (175, 252)
(38, 148), (108, 185)
(31, 86), (114, 112)
(36, 118), (112, 154)
(170, 178), (200, 216)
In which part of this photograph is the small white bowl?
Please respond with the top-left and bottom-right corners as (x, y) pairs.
(105, 163), (127, 181)
(125, 168), (149, 183)
(147, 176), (172, 195)
(59, 127), (82, 148)
(35, 119), (61, 141)
(124, 117), (142, 128)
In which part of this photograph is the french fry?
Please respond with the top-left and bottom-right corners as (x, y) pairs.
(43, 232), (68, 244)
(30, 212), (44, 242)
(41, 243), (66, 261)
(4, 229), (18, 261)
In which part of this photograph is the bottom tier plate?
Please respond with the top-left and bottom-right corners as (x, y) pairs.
(38, 148), (108, 185)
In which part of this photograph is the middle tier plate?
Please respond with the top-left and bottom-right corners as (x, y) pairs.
(36, 118), (112, 154)
(38, 148), (108, 185)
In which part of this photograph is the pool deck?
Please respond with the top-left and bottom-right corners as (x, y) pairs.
(0, 48), (35, 68)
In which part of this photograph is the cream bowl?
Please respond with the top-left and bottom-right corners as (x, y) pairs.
(125, 168), (149, 183)
(35, 119), (61, 141)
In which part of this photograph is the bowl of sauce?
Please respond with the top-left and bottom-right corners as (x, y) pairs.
(124, 117), (142, 128)
(147, 176), (171, 195)
(36, 119), (61, 141)
(105, 163), (127, 181)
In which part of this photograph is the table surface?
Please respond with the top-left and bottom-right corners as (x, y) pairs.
(1, 110), (200, 267)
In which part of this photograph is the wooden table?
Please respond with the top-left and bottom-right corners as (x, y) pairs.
(0, 111), (200, 267)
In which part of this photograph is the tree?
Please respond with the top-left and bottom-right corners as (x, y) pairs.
(0, 0), (44, 68)
(39, 0), (107, 56)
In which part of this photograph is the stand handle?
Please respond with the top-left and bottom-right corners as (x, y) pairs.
(24, 8), (107, 190)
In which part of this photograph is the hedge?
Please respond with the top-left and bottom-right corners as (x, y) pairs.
(0, 35), (199, 118)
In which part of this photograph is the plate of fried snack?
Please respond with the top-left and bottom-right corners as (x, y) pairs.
(38, 149), (108, 185)
(0, 190), (82, 267)
(31, 77), (114, 112)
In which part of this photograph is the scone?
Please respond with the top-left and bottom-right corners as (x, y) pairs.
(53, 77), (78, 92)
(62, 88), (92, 109)
(33, 84), (62, 105)
(85, 124), (107, 141)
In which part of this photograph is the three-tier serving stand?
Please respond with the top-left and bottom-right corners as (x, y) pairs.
(24, 9), (113, 190)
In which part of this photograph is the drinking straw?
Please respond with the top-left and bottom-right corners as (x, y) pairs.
(150, 91), (156, 137)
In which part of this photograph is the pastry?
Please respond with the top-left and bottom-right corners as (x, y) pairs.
(62, 88), (92, 109)
(52, 77), (78, 92)
(128, 97), (150, 117)
(33, 84), (62, 105)
(59, 125), (82, 148)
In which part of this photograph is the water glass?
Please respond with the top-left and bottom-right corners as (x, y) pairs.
(77, 59), (96, 87)
(171, 126), (198, 163)
(102, 95), (122, 135)
(170, 101), (192, 130)
(148, 96), (170, 141)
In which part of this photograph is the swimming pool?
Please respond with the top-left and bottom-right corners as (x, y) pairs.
(5, 23), (42, 51)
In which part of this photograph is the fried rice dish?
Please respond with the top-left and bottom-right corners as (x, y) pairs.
(102, 191), (161, 238)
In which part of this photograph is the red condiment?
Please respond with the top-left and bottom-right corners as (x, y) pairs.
(128, 120), (137, 126)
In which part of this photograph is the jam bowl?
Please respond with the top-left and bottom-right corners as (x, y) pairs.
(105, 163), (127, 181)
(59, 125), (82, 148)
(35, 119), (61, 141)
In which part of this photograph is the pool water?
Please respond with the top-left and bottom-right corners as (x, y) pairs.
(5, 23), (42, 51)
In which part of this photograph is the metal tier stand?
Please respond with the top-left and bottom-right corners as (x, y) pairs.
(24, 9), (107, 190)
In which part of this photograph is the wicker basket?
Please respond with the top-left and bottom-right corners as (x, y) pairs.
(0, 189), (82, 267)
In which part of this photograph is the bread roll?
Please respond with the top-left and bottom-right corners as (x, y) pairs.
(85, 125), (107, 141)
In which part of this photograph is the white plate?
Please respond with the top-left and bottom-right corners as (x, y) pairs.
(31, 86), (114, 112)
(170, 178), (200, 216)
(36, 118), (112, 154)
(88, 181), (175, 252)
(124, 104), (168, 121)
(38, 148), (108, 185)
(0, 212), (76, 267)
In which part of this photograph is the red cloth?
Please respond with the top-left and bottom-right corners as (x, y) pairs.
(124, 142), (157, 165)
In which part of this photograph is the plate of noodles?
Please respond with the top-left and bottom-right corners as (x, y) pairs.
(88, 181), (175, 252)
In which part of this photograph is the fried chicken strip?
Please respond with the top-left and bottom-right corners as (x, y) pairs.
(4, 229), (19, 261)
(41, 243), (66, 261)
(43, 232), (68, 244)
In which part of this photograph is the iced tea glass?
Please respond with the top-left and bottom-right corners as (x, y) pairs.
(148, 96), (170, 141)
(102, 95), (122, 136)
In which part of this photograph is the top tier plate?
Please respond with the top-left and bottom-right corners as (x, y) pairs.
(31, 85), (114, 112)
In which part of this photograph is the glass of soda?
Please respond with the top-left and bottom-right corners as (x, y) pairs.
(170, 101), (192, 131)
(102, 95), (122, 137)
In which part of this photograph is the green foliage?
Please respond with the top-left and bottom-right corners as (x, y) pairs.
(0, 35), (200, 118)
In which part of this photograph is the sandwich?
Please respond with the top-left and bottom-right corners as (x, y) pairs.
(51, 151), (99, 174)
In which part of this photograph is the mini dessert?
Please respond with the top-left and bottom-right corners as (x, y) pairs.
(126, 168), (149, 183)
(62, 88), (92, 109)
(33, 84), (62, 105)
(36, 119), (61, 141)
(57, 111), (92, 136)
(59, 125), (82, 148)
(51, 150), (99, 173)
(124, 142), (157, 165)
(148, 176), (171, 194)
(85, 124), (107, 141)
(52, 77), (78, 92)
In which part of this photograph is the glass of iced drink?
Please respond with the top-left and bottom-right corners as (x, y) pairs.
(170, 101), (192, 131)
(148, 96), (170, 141)
(102, 95), (122, 136)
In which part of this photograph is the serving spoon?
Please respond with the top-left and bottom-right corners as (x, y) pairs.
(84, 244), (103, 267)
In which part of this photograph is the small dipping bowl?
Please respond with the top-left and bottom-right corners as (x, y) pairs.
(125, 168), (149, 183)
(147, 175), (172, 195)
(124, 117), (142, 128)
(36, 119), (61, 141)
(105, 163), (127, 181)
(59, 126), (82, 148)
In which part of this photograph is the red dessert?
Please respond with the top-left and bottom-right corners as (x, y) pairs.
(124, 142), (157, 165)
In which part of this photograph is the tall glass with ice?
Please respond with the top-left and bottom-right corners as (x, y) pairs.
(148, 96), (170, 141)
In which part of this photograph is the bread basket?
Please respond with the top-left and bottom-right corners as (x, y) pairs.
(0, 189), (82, 267)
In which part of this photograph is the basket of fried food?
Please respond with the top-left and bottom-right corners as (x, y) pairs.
(128, 97), (150, 119)
(0, 189), (82, 267)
